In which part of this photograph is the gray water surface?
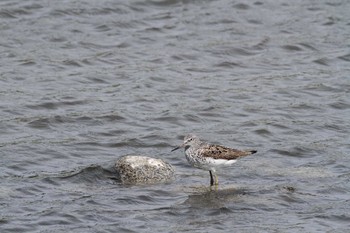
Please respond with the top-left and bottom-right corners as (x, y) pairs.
(1, 0), (350, 232)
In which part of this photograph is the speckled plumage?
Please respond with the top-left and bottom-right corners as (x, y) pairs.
(172, 134), (257, 186)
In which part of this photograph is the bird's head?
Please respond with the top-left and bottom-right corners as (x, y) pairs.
(171, 134), (201, 152)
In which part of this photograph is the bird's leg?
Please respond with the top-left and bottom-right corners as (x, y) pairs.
(209, 170), (219, 186)
(209, 170), (214, 186)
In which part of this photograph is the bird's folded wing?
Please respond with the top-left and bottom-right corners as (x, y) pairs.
(200, 145), (252, 160)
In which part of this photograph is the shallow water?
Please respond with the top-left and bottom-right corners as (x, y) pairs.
(1, 0), (350, 232)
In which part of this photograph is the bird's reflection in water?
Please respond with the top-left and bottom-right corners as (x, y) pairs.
(182, 185), (248, 209)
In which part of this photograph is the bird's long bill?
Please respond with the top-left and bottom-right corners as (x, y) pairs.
(171, 142), (186, 152)
(171, 146), (181, 152)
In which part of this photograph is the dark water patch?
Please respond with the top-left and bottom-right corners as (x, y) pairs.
(215, 61), (242, 68)
(50, 6), (129, 17)
(247, 19), (262, 25)
(36, 213), (82, 226)
(328, 100), (350, 110)
(171, 54), (198, 61)
(112, 19), (145, 29)
(22, 3), (43, 10)
(97, 113), (126, 122)
(96, 129), (128, 137)
(14, 184), (46, 197)
(149, 76), (169, 83)
(50, 164), (118, 185)
(0, 10), (18, 18)
(323, 123), (347, 133)
(269, 146), (317, 158)
(139, 134), (170, 143)
(183, 187), (248, 209)
(79, 41), (123, 50)
(25, 114), (101, 129)
(323, 16), (339, 26)
(307, 7), (322, 11)
(313, 57), (331, 66)
(316, 183), (349, 197)
(338, 53), (350, 62)
(233, 3), (250, 10)
(329, 214), (350, 224)
(0, 9), (30, 18)
(62, 59), (83, 67)
(147, 11), (173, 21)
(2, 226), (36, 233)
(252, 37), (270, 50)
(290, 103), (323, 113)
(208, 19), (238, 25)
(27, 102), (57, 110)
(209, 46), (258, 57)
(26, 100), (88, 110)
(137, 194), (156, 203)
(268, 122), (290, 130)
(254, 128), (272, 136)
(94, 24), (111, 32)
(197, 112), (223, 119)
(18, 59), (36, 66)
(83, 76), (110, 83)
(89, 7), (130, 15)
(69, 141), (109, 154)
(254, 1), (263, 5)
(183, 114), (203, 123)
(139, 0), (183, 7)
(117, 197), (148, 206)
(41, 177), (61, 186)
(282, 45), (303, 52)
(27, 118), (52, 129)
(48, 36), (67, 43)
(275, 184), (310, 206)
(147, 58), (165, 64)
(304, 83), (342, 93)
(108, 137), (170, 148)
(7, 158), (42, 173)
(325, 2), (342, 7)
(298, 43), (318, 51)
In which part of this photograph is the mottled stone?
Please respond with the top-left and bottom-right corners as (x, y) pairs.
(115, 155), (175, 184)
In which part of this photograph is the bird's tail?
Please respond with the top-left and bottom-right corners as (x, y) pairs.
(249, 150), (257, 154)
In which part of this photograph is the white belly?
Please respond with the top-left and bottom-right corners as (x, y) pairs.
(185, 149), (237, 171)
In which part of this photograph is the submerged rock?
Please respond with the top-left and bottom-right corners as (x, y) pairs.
(115, 155), (175, 184)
